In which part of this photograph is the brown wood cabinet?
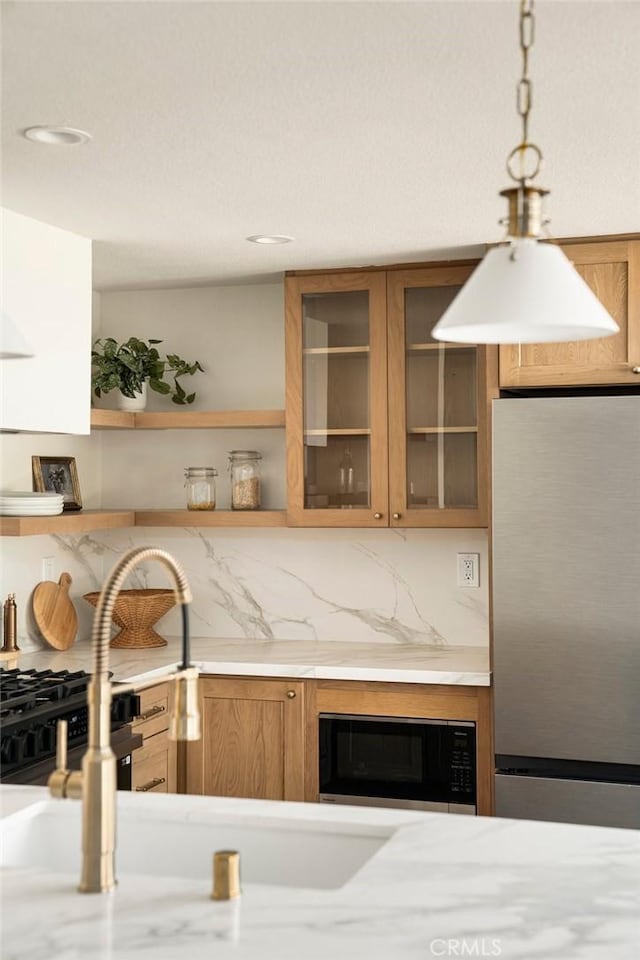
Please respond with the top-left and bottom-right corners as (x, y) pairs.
(186, 676), (305, 801)
(131, 682), (177, 794)
(285, 271), (390, 527)
(285, 263), (497, 527)
(387, 266), (496, 527)
(184, 673), (493, 816)
(500, 238), (640, 388)
(305, 679), (493, 816)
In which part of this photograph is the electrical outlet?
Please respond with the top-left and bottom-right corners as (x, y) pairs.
(457, 553), (479, 588)
(41, 556), (55, 581)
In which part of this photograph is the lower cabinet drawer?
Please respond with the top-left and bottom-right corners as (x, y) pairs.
(132, 685), (170, 740)
(133, 749), (169, 793)
(132, 730), (174, 793)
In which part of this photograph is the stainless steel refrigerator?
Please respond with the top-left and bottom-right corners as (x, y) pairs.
(492, 395), (640, 829)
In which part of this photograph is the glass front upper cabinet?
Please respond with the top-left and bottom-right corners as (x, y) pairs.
(285, 272), (389, 526)
(387, 266), (490, 527)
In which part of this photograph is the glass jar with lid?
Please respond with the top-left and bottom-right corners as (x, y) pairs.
(228, 450), (262, 510)
(184, 466), (217, 511)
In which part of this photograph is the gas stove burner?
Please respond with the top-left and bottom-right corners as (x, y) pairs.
(0, 667), (140, 775)
(0, 668), (91, 712)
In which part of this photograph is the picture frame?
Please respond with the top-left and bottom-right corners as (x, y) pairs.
(32, 456), (83, 511)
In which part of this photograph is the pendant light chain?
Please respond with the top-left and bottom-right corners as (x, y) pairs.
(507, 0), (543, 185)
(430, 0), (620, 344)
(517, 0), (534, 148)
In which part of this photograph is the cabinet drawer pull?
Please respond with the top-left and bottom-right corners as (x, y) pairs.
(286, 690), (296, 699)
(392, 512), (401, 520)
(632, 366), (640, 374)
(135, 777), (166, 792)
(373, 512), (383, 520)
(135, 704), (166, 722)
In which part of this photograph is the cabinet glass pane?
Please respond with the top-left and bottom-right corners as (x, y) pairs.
(404, 286), (478, 510)
(304, 435), (370, 509)
(302, 291), (371, 509)
(405, 286), (462, 345)
(406, 349), (477, 429)
(407, 433), (477, 509)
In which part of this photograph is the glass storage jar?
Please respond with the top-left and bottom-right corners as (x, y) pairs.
(228, 450), (262, 510)
(184, 467), (217, 511)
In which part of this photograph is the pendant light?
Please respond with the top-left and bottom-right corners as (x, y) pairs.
(432, 0), (619, 345)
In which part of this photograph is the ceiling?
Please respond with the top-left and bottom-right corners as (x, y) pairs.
(3, 0), (639, 291)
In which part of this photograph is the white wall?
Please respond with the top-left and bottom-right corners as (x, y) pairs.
(0, 432), (102, 507)
(98, 284), (286, 509)
(3, 526), (489, 652)
(1, 281), (489, 653)
(0, 534), (105, 650)
(98, 284), (285, 409)
(104, 526), (490, 647)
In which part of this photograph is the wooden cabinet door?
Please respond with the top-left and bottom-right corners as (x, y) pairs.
(187, 677), (305, 801)
(285, 271), (389, 526)
(387, 265), (497, 528)
(499, 239), (640, 387)
(313, 680), (494, 816)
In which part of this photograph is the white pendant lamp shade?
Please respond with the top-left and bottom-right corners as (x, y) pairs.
(431, 240), (620, 344)
(0, 312), (35, 359)
(429, 2), (622, 348)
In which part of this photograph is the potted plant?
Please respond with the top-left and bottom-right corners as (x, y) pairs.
(91, 337), (204, 411)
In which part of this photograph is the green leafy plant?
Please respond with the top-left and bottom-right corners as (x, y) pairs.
(91, 337), (204, 405)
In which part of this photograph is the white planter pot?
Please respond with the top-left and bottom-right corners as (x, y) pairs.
(116, 382), (148, 412)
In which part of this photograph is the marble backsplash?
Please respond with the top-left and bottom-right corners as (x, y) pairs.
(1, 527), (489, 652)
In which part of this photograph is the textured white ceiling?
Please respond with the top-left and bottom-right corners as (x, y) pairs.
(3, 0), (639, 290)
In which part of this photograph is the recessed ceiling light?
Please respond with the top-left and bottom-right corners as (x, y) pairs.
(23, 126), (92, 146)
(246, 235), (294, 245)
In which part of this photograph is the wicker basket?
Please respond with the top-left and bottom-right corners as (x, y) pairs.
(83, 588), (176, 648)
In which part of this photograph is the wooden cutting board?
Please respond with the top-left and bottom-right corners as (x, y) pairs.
(32, 572), (78, 650)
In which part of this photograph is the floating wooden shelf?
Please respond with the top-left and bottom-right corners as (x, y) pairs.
(409, 501), (478, 510)
(90, 409), (285, 431)
(408, 426), (478, 434)
(134, 509), (287, 528)
(90, 409), (136, 429)
(303, 346), (370, 356)
(304, 428), (371, 437)
(134, 409), (285, 429)
(407, 342), (477, 352)
(1, 507), (288, 536)
(0, 510), (136, 537)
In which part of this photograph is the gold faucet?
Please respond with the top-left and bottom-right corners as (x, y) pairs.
(48, 546), (201, 894)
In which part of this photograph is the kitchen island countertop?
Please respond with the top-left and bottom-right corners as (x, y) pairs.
(2, 785), (638, 960)
(14, 637), (490, 686)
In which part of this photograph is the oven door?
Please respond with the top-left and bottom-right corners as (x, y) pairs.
(319, 713), (476, 812)
(1, 726), (143, 789)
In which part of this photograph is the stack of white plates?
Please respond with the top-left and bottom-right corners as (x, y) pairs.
(0, 491), (64, 516)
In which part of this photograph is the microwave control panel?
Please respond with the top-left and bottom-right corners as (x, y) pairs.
(449, 725), (476, 798)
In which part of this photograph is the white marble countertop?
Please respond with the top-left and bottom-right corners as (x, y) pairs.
(12, 637), (490, 686)
(2, 785), (639, 960)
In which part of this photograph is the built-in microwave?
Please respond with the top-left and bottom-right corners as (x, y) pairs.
(319, 714), (476, 814)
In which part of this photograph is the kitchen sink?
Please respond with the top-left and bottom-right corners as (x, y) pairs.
(1, 793), (394, 890)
